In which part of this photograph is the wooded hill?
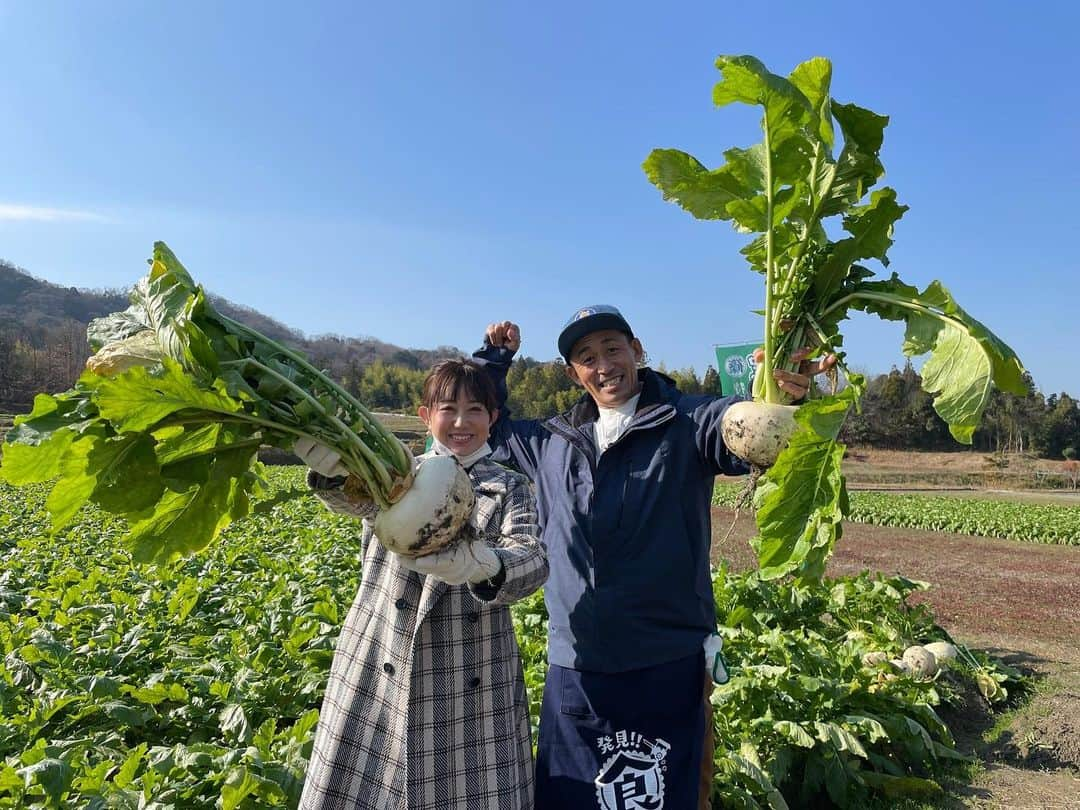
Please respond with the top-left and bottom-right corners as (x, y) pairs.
(0, 259), (463, 411)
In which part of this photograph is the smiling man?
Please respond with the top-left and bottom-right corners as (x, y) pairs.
(474, 305), (828, 809)
(558, 307), (642, 406)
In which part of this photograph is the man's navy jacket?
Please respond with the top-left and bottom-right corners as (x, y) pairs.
(475, 344), (747, 673)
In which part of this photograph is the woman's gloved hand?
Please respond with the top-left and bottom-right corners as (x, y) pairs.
(293, 437), (348, 478)
(397, 542), (502, 586)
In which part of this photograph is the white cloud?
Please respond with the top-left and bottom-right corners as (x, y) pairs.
(0, 204), (113, 223)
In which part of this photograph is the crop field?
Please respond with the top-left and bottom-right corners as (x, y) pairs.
(711, 503), (1080, 808)
(0, 473), (357, 807)
(1, 467), (1077, 807)
(715, 483), (1080, 545)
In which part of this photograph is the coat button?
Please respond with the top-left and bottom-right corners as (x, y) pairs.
(467, 612), (479, 623)
(469, 676), (481, 688)
(383, 662), (395, 675)
(395, 597), (407, 610)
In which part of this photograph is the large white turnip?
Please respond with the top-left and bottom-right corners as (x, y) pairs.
(720, 401), (799, 468)
(373, 455), (475, 557)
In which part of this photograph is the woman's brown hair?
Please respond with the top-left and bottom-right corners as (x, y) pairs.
(422, 359), (499, 413)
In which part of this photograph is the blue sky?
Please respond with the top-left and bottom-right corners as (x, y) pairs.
(1, 1), (1077, 396)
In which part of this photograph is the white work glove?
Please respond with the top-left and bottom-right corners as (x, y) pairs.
(397, 541), (502, 586)
(704, 632), (730, 685)
(293, 437), (348, 478)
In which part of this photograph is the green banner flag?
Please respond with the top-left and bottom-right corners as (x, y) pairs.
(714, 342), (759, 397)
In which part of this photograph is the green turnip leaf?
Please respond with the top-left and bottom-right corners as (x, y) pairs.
(90, 360), (242, 433)
(753, 393), (852, 582)
(642, 148), (757, 221)
(87, 308), (151, 352)
(847, 276), (1027, 442)
(125, 443), (258, 564)
(44, 431), (162, 529)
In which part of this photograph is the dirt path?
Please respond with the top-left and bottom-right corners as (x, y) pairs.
(711, 508), (1080, 809)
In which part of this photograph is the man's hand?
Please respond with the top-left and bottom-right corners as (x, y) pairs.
(485, 321), (521, 353)
(397, 541), (503, 586)
(293, 437), (349, 478)
(703, 633), (730, 685)
(752, 347), (838, 402)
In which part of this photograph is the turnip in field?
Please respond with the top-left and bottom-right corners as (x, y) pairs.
(902, 645), (939, 679)
(923, 641), (959, 664)
(644, 56), (1025, 581)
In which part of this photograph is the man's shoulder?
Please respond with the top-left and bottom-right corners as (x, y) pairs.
(674, 391), (728, 411)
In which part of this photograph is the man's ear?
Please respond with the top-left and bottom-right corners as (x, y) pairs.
(417, 405), (430, 427)
(564, 364), (582, 387)
(630, 337), (645, 364)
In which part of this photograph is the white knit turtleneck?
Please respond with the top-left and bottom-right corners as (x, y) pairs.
(594, 393), (640, 454)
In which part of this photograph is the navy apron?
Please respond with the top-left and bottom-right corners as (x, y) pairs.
(535, 651), (707, 810)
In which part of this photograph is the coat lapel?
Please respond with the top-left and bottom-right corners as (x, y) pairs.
(413, 572), (448, 629)
(410, 460), (506, 629)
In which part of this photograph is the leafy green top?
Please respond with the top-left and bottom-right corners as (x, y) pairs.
(643, 55), (1026, 581)
(644, 54), (1025, 438)
(1, 242), (411, 563)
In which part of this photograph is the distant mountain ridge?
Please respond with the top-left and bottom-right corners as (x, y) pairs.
(0, 258), (465, 409)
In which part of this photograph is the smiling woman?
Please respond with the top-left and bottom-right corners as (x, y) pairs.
(297, 356), (548, 810)
(418, 358), (501, 457)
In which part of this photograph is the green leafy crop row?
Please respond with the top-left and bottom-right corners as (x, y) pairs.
(716, 483), (1080, 545)
(0, 470), (360, 808)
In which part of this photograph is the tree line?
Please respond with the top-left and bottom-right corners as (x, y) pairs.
(841, 361), (1080, 459)
(3, 319), (1077, 460)
(0, 260), (459, 412)
(3, 260), (1076, 459)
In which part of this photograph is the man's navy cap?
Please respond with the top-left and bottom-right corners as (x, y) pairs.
(558, 304), (633, 362)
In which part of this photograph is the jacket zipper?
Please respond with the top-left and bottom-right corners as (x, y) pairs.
(543, 406), (679, 587)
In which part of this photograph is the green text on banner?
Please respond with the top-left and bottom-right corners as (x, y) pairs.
(714, 342), (759, 397)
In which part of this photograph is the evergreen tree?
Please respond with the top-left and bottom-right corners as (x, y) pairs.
(702, 365), (721, 396)
(1037, 393), (1080, 458)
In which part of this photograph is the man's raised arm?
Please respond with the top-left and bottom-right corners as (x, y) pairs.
(471, 320), (547, 479)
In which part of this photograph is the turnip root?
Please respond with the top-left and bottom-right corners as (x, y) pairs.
(890, 658), (913, 675)
(923, 641), (958, 664)
(721, 401), (799, 467)
(373, 455), (475, 557)
(861, 651), (889, 667)
(902, 645), (938, 678)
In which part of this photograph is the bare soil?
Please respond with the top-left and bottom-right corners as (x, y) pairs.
(844, 446), (1080, 496)
(711, 507), (1080, 808)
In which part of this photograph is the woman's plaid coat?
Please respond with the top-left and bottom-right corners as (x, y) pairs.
(299, 454), (548, 810)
